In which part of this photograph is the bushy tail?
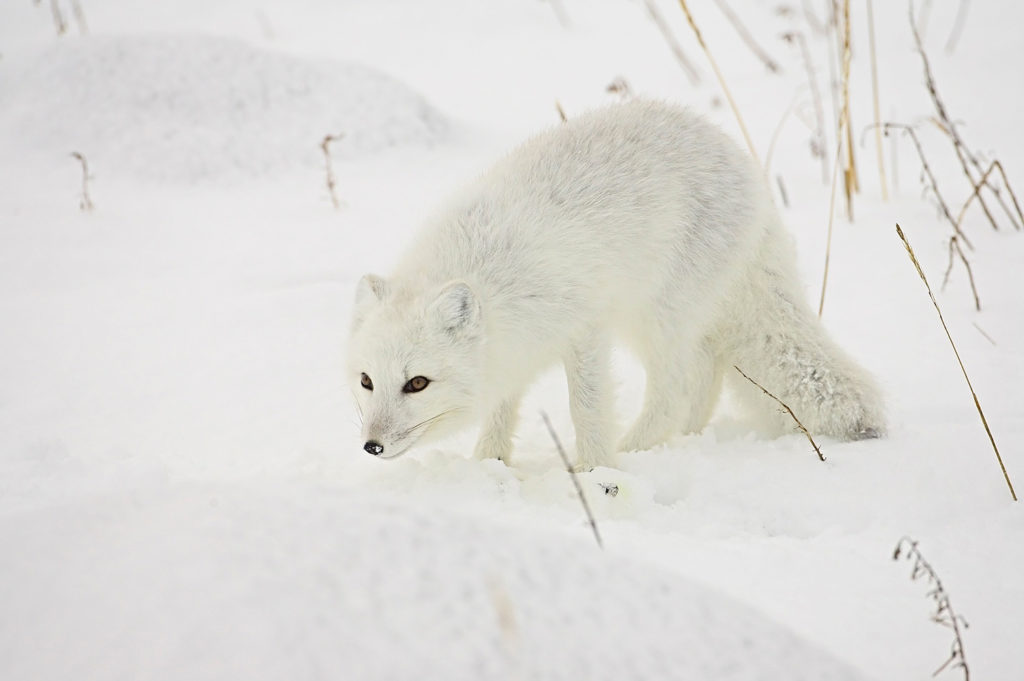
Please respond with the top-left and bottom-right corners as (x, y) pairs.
(721, 247), (886, 441)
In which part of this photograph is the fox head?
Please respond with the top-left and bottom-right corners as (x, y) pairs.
(347, 274), (483, 458)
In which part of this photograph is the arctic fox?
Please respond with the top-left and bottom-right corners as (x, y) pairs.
(348, 100), (885, 469)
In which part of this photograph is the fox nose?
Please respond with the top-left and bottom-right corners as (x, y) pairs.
(364, 440), (384, 456)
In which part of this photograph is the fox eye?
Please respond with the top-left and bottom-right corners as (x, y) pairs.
(360, 373), (373, 391)
(403, 376), (430, 393)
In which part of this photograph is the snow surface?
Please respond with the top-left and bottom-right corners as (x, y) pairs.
(1, 0), (1022, 679)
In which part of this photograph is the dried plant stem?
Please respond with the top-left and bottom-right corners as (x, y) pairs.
(941, 235), (980, 312)
(910, 7), (1019, 232)
(893, 537), (971, 681)
(945, 0), (971, 54)
(733, 365), (824, 461)
(711, 0), (781, 73)
(540, 412), (604, 549)
(954, 160), (1023, 232)
(866, 0), (888, 200)
(49, 0), (67, 35)
(555, 100), (568, 123)
(676, 0), (760, 166)
(817, 131), (843, 317)
(643, 0), (701, 86)
(70, 0), (88, 34)
(783, 31), (828, 183)
(70, 151), (94, 212)
(881, 123), (972, 250)
(838, 0), (857, 219)
(545, 0), (571, 29)
(972, 322), (996, 346)
(895, 224), (1016, 501)
(320, 133), (344, 210)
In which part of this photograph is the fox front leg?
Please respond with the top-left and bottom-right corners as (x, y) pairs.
(564, 332), (614, 471)
(473, 393), (523, 464)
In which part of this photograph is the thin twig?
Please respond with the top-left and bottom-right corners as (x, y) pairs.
(540, 412), (604, 548)
(48, 0), (67, 35)
(972, 322), (996, 346)
(838, 0), (857, 219)
(879, 123), (973, 250)
(320, 133), (344, 210)
(677, 0), (760, 166)
(817, 125), (843, 317)
(69, 0), (88, 34)
(940, 235), (980, 311)
(642, 0), (701, 86)
(70, 151), (94, 212)
(945, 0), (971, 54)
(711, 0), (781, 73)
(555, 100), (568, 123)
(866, 0), (888, 199)
(910, 5), (1011, 232)
(782, 31), (828, 183)
(733, 365), (824, 461)
(895, 224), (1016, 501)
(893, 537), (971, 681)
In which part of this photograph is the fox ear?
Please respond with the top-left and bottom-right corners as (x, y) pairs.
(352, 274), (389, 327)
(429, 281), (480, 337)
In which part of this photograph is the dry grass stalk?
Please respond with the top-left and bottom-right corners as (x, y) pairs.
(881, 123), (973, 249)
(865, 0), (888, 200)
(711, 0), (781, 73)
(676, 0), (760, 166)
(642, 0), (701, 86)
(733, 365), (824, 462)
(910, 7), (1021, 233)
(782, 31), (828, 183)
(70, 0), (88, 34)
(941, 235), (980, 311)
(817, 129), (843, 317)
(895, 224), (1016, 501)
(555, 100), (568, 123)
(70, 151), (94, 212)
(776, 175), (789, 208)
(838, 0), (858, 219)
(320, 133), (344, 210)
(945, 0), (971, 54)
(893, 537), (971, 681)
(48, 0), (67, 35)
(972, 322), (996, 346)
(952, 159), (1023, 232)
(540, 411), (604, 548)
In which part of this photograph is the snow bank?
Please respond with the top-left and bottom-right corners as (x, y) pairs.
(0, 34), (452, 182)
(0, 481), (869, 681)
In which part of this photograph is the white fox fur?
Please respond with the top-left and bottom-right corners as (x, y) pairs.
(348, 100), (885, 468)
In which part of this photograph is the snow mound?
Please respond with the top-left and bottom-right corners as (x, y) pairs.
(0, 34), (452, 182)
(0, 482), (869, 681)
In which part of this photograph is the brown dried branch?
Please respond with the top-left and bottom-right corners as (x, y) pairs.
(711, 0), (781, 73)
(941, 235), (980, 312)
(880, 123), (973, 250)
(733, 365), (824, 462)
(540, 411), (604, 549)
(910, 6), (1021, 232)
(893, 537), (971, 681)
(895, 224), (1016, 501)
(320, 133), (344, 210)
(70, 151), (94, 212)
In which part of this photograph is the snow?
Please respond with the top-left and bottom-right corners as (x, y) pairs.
(1, 0), (1022, 679)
